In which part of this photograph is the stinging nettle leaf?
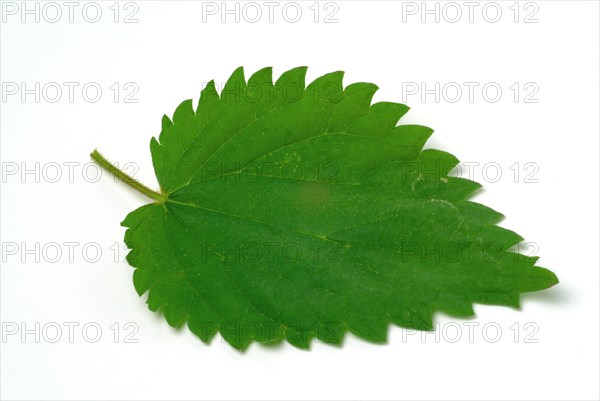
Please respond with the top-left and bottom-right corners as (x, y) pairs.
(91, 66), (558, 350)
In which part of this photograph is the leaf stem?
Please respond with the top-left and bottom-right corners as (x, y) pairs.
(90, 149), (166, 203)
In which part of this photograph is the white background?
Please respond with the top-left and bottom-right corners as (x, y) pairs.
(1, 1), (598, 400)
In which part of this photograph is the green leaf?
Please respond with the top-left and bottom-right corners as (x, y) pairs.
(93, 67), (558, 350)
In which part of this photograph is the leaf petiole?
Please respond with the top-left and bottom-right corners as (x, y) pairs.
(90, 149), (166, 203)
